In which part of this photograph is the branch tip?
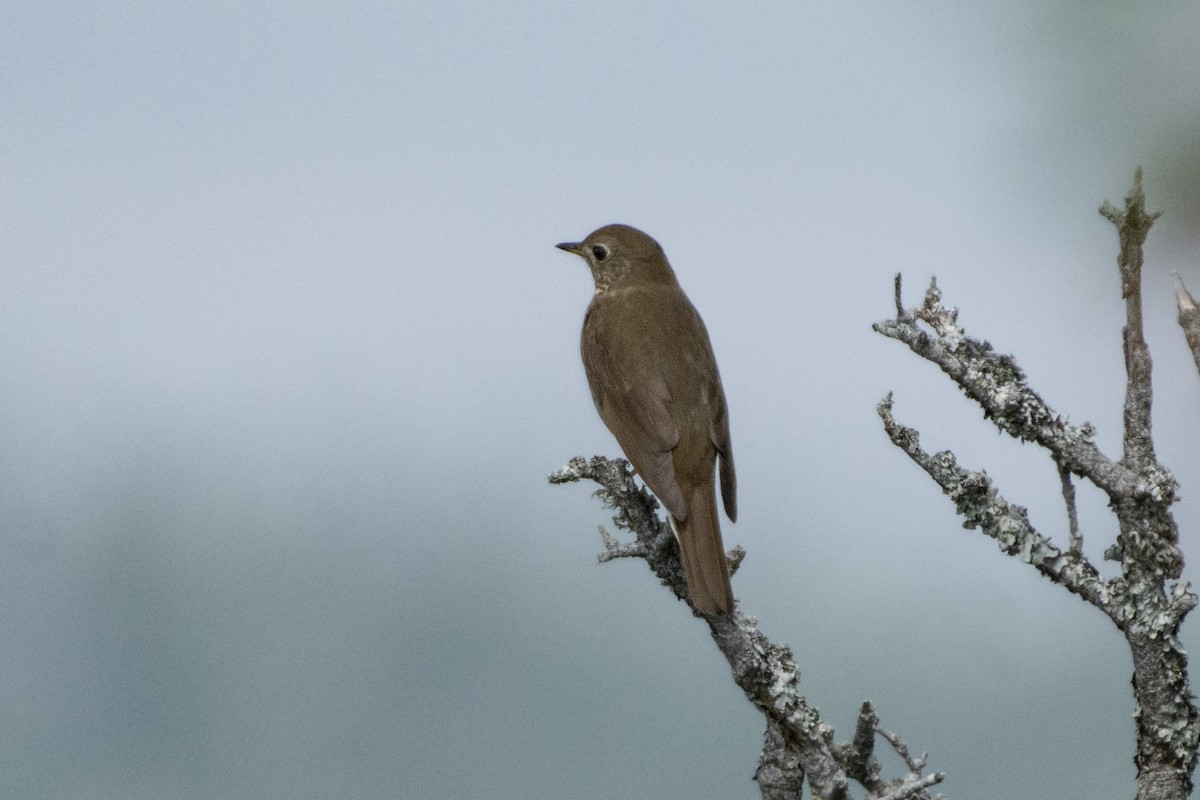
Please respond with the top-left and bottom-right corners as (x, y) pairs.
(1174, 273), (1197, 311)
(1175, 271), (1200, 377)
(878, 392), (895, 416)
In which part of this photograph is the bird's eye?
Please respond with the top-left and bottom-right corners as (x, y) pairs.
(592, 245), (608, 261)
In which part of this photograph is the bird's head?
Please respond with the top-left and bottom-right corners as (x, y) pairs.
(557, 224), (677, 294)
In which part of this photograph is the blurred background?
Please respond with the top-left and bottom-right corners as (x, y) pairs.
(3, 2), (1200, 798)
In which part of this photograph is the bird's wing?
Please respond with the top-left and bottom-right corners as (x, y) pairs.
(674, 298), (736, 524)
(582, 300), (688, 521)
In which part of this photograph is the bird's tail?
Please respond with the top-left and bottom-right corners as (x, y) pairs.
(674, 481), (734, 616)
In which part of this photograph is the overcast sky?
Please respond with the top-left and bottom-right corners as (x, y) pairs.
(4, 3), (1200, 799)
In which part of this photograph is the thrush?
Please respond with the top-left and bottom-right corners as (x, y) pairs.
(557, 224), (736, 615)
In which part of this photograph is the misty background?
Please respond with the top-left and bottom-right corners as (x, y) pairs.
(4, 3), (1200, 798)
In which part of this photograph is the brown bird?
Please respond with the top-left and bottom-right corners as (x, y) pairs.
(557, 224), (737, 615)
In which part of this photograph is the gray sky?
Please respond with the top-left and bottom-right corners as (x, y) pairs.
(4, 2), (1200, 798)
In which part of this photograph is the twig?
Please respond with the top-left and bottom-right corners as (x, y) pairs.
(1058, 462), (1083, 555)
(873, 726), (945, 800)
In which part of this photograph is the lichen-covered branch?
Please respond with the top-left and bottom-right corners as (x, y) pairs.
(877, 395), (1114, 614)
(874, 171), (1198, 800)
(839, 702), (880, 786)
(1100, 168), (1161, 468)
(874, 269), (1183, 582)
(873, 278), (1134, 503)
(1099, 173), (1198, 800)
(874, 725), (945, 800)
(1173, 273), (1200, 378)
(755, 718), (805, 800)
(550, 456), (945, 800)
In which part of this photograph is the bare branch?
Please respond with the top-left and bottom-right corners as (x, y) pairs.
(596, 525), (649, 561)
(892, 273), (908, 321)
(872, 772), (946, 800)
(876, 726), (925, 774)
(872, 726), (945, 800)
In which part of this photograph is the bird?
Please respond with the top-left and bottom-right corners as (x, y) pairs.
(557, 224), (737, 615)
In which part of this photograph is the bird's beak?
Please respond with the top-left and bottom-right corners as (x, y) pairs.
(556, 242), (582, 255)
